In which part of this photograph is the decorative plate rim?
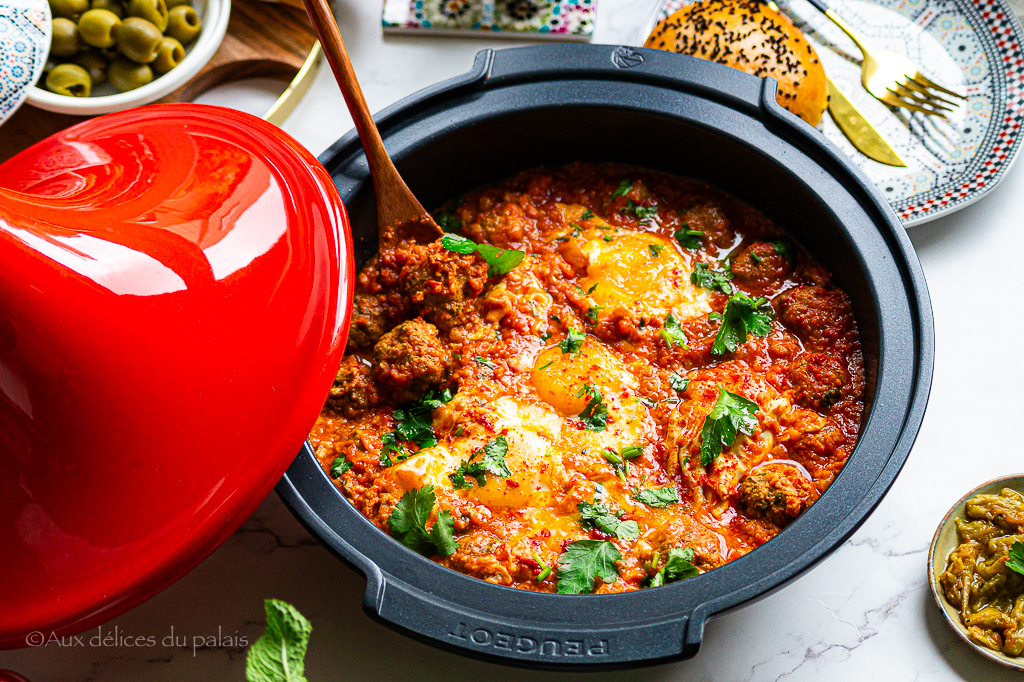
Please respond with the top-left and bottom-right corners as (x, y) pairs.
(636, 0), (1024, 227)
(0, 0), (51, 126)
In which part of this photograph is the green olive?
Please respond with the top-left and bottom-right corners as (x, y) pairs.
(78, 9), (121, 48)
(90, 0), (123, 17)
(50, 18), (83, 57)
(108, 56), (152, 91)
(126, 0), (167, 32)
(151, 36), (183, 74)
(165, 4), (200, 44)
(73, 51), (108, 85)
(46, 63), (92, 97)
(116, 17), (162, 63)
(48, 0), (89, 20)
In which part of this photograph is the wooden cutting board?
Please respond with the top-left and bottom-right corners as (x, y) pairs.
(0, 0), (320, 162)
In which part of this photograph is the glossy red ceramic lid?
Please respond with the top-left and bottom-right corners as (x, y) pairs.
(0, 104), (352, 647)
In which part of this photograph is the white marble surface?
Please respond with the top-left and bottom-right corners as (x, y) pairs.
(4, 0), (1024, 679)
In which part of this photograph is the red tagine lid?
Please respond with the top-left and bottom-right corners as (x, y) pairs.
(0, 104), (353, 648)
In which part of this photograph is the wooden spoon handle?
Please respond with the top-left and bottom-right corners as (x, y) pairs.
(300, 0), (430, 232)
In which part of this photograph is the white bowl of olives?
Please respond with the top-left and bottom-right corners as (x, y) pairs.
(27, 0), (228, 114)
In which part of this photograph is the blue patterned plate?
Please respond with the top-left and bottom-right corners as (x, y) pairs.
(0, 0), (49, 126)
(640, 0), (1024, 225)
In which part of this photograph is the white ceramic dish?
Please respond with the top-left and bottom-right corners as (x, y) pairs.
(25, 0), (229, 115)
(928, 474), (1024, 672)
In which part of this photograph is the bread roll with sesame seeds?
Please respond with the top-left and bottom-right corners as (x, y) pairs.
(644, 0), (828, 126)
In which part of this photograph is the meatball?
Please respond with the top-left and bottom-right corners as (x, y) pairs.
(400, 242), (489, 330)
(648, 515), (723, 570)
(788, 352), (849, 410)
(731, 241), (791, 287)
(738, 466), (816, 526)
(347, 293), (389, 350)
(325, 355), (379, 418)
(678, 203), (734, 247)
(774, 285), (852, 349)
(372, 318), (451, 403)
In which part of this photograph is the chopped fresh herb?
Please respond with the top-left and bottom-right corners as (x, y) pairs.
(631, 486), (680, 508)
(434, 212), (462, 233)
(577, 384), (608, 432)
(560, 328), (585, 354)
(550, 314), (561, 322)
(556, 540), (621, 594)
(454, 425), (464, 437)
(245, 599), (312, 682)
(648, 243), (665, 258)
(638, 317), (646, 329)
(611, 179), (633, 199)
(700, 387), (759, 465)
(771, 240), (795, 264)
(690, 262), (734, 294)
(449, 436), (512, 488)
(660, 313), (688, 349)
(580, 209), (594, 221)
(1008, 541), (1024, 576)
(540, 331), (552, 341)
(329, 455), (351, 479)
(626, 201), (658, 221)
(711, 293), (774, 355)
(620, 444), (644, 459)
(637, 396), (658, 408)
(586, 305), (605, 322)
(577, 501), (640, 542)
(441, 233), (525, 278)
(379, 432), (403, 467)
(570, 223), (583, 237)
(601, 445), (641, 482)
(534, 553), (553, 582)
(674, 227), (705, 250)
(387, 485), (458, 557)
(603, 235), (614, 242)
(669, 372), (689, 393)
(537, 360), (554, 371)
(587, 282), (599, 294)
(650, 547), (700, 587)
(474, 356), (495, 369)
(749, 251), (761, 265)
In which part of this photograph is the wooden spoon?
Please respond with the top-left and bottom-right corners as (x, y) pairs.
(301, 0), (442, 248)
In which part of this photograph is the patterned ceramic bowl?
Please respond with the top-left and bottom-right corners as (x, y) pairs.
(928, 474), (1024, 672)
(0, 0), (49, 125)
(24, 0), (230, 115)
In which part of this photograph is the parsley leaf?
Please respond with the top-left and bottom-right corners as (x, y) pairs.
(448, 435), (512, 488)
(577, 501), (640, 542)
(650, 547), (700, 587)
(540, 331), (552, 341)
(577, 384), (608, 432)
(648, 243), (665, 258)
(700, 387), (759, 465)
(631, 486), (680, 508)
(690, 262), (734, 294)
(474, 356), (495, 369)
(1008, 541), (1024, 576)
(245, 599), (312, 682)
(560, 328), (585, 354)
(580, 209), (594, 221)
(711, 293), (774, 355)
(611, 180), (633, 199)
(556, 540), (622, 594)
(434, 212), (461, 233)
(669, 372), (689, 393)
(387, 485), (458, 557)
(329, 455), (351, 479)
(586, 305), (605, 322)
(771, 240), (795, 264)
(379, 388), (456, 467)
(441, 233), (525, 278)
(661, 313), (688, 349)
(674, 227), (705, 250)
(626, 201), (658, 222)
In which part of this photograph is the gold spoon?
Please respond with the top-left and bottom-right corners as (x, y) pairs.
(300, 0), (442, 248)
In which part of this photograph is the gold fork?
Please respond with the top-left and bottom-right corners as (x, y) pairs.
(796, 0), (967, 116)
